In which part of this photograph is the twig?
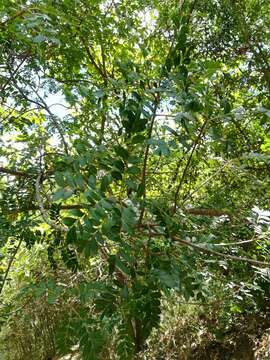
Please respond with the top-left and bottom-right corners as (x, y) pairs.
(0, 239), (23, 296)
(138, 101), (159, 224)
(141, 230), (270, 267)
(35, 173), (67, 232)
(0, 7), (31, 27)
(7, 69), (69, 154)
(184, 208), (231, 218)
(173, 116), (209, 212)
(80, 37), (106, 79)
(211, 239), (258, 247)
(0, 166), (34, 178)
(183, 160), (232, 203)
(28, 85), (69, 154)
(172, 236), (270, 267)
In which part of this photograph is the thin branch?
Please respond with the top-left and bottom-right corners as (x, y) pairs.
(35, 172), (67, 232)
(100, 43), (107, 79)
(211, 239), (258, 247)
(1, 204), (87, 215)
(138, 101), (159, 224)
(0, 107), (40, 125)
(0, 166), (53, 178)
(172, 236), (270, 267)
(144, 230), (270, 267)
(48, 76), (92, 85)
(183, 160), (232, 203)
(0, 239), (23, 296)
(0, 8), (30, 27)
(80, 37), (106, 79)
(7, 68), (69, 154)
(0, 166), (34, 178)
(173, 116), (209, 212)
(0, 56), (27, 97)
(27, 84), (69, 154)
(184, 208), (231, 218)
(2, 204), (232, 217)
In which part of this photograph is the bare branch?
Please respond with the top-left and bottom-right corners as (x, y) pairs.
(138, 101), (159, 224)
(7, 68), (69, 154)
(211, 239), (258, 247)
(172, 236), (270, 267)
(183, 208), (231, 218)
(183, 160), (232, 203)
(173, 116), (209, 212)
(80, 36), (107, 79)
(0, 166), (33, 178)
(0, 239), (23, 296)
(35, 172), (67, 232)
(144, 230), (270, 267)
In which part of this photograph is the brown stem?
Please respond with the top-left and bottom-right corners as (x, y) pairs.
(173, 116), (209, 213)
(0, 239), (23, 296)
(7, 70), (69, 154)
(172, 236), (270, 267)
(138, 101), (159, 224)
(0, 166), (34, 178)
(144, 230), (270, 267)
(0, 8), (31, 27)
(184, 208), (231, 217)
(80, 37), (106, 79)
(1, 204), (232, 217)
(35, 172), (67, 232)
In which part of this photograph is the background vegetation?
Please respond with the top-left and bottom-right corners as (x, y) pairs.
(0, 0), (269, 359)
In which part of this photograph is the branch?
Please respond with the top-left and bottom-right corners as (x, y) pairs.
(172, 236), (270, 267)
(138, 101), (159, 223)
(144, 229), (270, 267)
(1, 204), (87, 215)
(0, 56), (27, 96)
(211, 239), (258, 247)
(7, 68), (69, 154)
(35, 173), (67, 232)
(183, 208), (231, 217)
(0, 239), (23, 296)
(183, 160), (232, 204)
(1, 204), (232, 218)
(173, 116), (209, 212)
(0, 166), (34, 178)
(27, 85), (69, 154)
(80, 36), (107, 79)
(0, 166), (53, 179)
(0, 8), (30, 28)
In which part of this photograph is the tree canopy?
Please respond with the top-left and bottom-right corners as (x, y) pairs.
(0, 0), (270, 359)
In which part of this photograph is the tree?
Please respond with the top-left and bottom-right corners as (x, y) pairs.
(0, 0), (269, 359)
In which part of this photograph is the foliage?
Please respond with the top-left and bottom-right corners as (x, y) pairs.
(0, 0), (270, 359)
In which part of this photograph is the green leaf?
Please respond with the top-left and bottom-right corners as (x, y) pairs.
(32, 34), (47, 43)
(113, 159), (125, 172)
(127, 166), (140, 175)
(62, 217), (77, 226)
(136, 183), (145, 197)
(121, 206), (136, 233)
(132, 134), (145, 143)
(68, 209), (85, 217)
(100, 174), (112, 192)
(66, 226), (77, 244)
(115, 257), (131, 276)
(84, 237), (98, 257)
(111, 170), (122, 180)
(114, 146), (129, 160)
(88, 175), (96, 188)
(52, 188), (74, 201)
(54, 172), (65, 186)
(74, 173), (85, 189)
